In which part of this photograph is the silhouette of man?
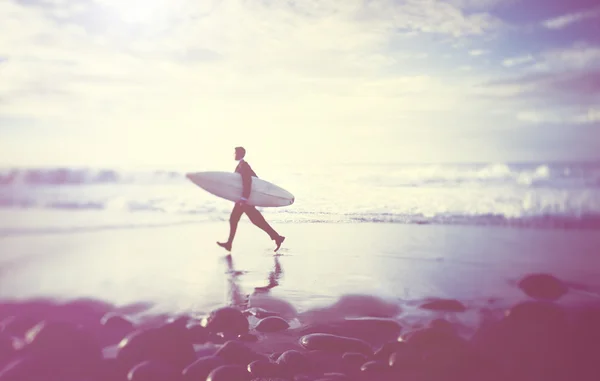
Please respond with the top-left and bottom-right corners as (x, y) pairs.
(217, 147), (285, 252)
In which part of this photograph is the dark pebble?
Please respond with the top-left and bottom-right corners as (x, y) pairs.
(245, 307), (281, 319)
(360, 360), (391, 379)
(299, 318), (402, 346)
(419, 298), (466, 312)
(116, 321), (196, 371)
(299, 334), (372, 356)
(505, 301), (569, 332)
(96, 358), (129, 381)
(207, 307), (249, 337)
(340, 352), (367, 375)
(277, 350), (311, 376)
(518, 273), (568, 301)
(238, 333), (259, 342)
(100, 313), (135, 345)
(388, 347), (422, 371)
(0, 316), (38, 338)
(22, 320), (103, 379)
(248, 359), (281, 377)
(182, 355), (225, 381)
(306, 350), (344, 374)
(187, 323), (209, 344)
(216, 340), (265, 365)
(314, 372), (352, 381)
(0, 333), (15, 362)
(206, 364), (250, 381)
(256, 316), (290, 333)
(127, 360), (180, 381)
(373, 340), (407, 362)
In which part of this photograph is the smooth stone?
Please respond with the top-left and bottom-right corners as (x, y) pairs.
(116, 322), (196, 371)
(0, 333), (15, 362)
(248, 294), (298, 320)
(207, 307), (249, 336)
(360, 360), (391, 376)
(206, 364), (251, 381)
(187, 324), (209, 344)
(504, 301), (568, 331)
(238, 333), (259, 342)
(0, 355), (52, 381)
(127, 360), (180, 381)
(23, 320), (103, 378)
(314, 373), (352, 381)
(402, 326), (467, 354)
(388, 347), (422, 371)
(244, 307), (281, 319)
(256, 317), (290, 333)
(419, 298), (466, 313)
(428, 319), (455, 334)
(247, 359), (281, 377)
(306, 350), (344, 374)
(340, 352), (367, 374)
(216, 340), (265, 365)
(472, 301), (572, 380)
(302, 294), (401, 321)
(373, 341), (408, 362)
(571, 306), (600, 379)
(182, 356), (225, 381)
(276, 350), (311, 376)
(297, 318), (402, 347)
(300, 334), (372, 356)
(0, 316), (38, 338)
(517, 273), (568, 301)
(100, 313), (135, 345)
(96, 358), (129, 381)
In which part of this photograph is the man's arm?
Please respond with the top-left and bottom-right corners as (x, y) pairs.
(239, 162), (253, 202)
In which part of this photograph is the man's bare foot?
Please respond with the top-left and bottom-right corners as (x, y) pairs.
(217, 241), (232, 251)
(274, 236), (285, 252)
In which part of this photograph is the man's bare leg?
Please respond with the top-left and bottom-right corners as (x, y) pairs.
(245, 206), (285, 252)
(217, 203), (244, 251)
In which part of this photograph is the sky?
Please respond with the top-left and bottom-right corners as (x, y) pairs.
(1, 0), (599, 169)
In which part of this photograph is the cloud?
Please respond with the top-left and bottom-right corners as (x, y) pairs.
(574, 108), (600, 123)
(4, 0), (597, 165)
(484, 43), (600, 101)
(502, 54), (534, 67)
(532, 43), (600, 72)
(517, 107), (600, 125)
(447, 0), (516, 11)
(481, 69), (600, 101)
(1, 0), (504, 113)
(469, 49), (489, 56)
(542, 5), (600, 30)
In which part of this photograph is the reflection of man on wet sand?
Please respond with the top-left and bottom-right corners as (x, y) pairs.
(217, 147), (285, 252)
(223, 254), (283, 309)
(254, 255), (283, 293)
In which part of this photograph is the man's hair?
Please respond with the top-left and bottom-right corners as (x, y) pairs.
(235, 146), (246, 157)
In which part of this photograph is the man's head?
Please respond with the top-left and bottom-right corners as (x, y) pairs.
(234, 146), (246, 161)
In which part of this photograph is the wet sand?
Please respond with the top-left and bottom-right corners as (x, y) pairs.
(1, 220), (600, 380)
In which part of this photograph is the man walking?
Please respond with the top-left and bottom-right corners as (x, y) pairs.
(217, 147), (285, 252)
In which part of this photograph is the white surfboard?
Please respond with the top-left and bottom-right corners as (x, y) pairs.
(185, 171), (295, 207)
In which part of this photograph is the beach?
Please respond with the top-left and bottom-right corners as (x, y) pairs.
(1, 210), (600, 380)
(1, 161), (600, 380)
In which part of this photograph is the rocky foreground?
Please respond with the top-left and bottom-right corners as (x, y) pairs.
(0, 273), (599, 381)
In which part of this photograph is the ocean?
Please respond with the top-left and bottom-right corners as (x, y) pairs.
(1, 161), (599, 234)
